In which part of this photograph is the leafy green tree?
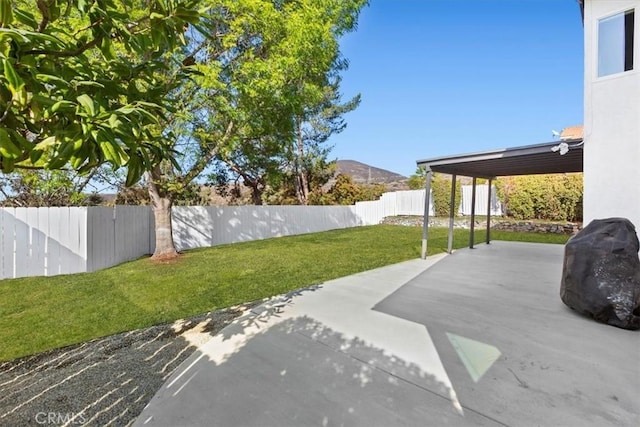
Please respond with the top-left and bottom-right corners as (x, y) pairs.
(408, 166), (427, 190)
(114, 183), (151, 206)
(431, 173), (461, 217)
(144, 0), (298, 257)
(266, 159), (338, 205)
(291, 79), (360, 205)
(209, 9), (363, 207)
(1, 0), (209, 185)
(146, 0), (368, 257)
(0, 169), (102, 206)
(213, 134), (287, 205)
(322, 173), (385, 205)
(220, 80), (359, 207)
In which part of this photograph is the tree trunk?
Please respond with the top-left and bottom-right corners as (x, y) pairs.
(295, 119), (309, 205)
(147, 169), (179, 259)
(249, 183), (263, 205)
(239, 175), (264, 205)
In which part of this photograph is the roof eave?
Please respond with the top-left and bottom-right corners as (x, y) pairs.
(416, 139), (584, 179)
(416, 140), (573, 167)
(578, 0), (584, 22)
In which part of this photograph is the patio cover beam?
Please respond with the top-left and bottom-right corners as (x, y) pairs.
(417, 140), (583, 179)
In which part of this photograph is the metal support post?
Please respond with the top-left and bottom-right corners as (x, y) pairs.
(486, 179), (492, 244)
(469, 177), (477, 249)
(420, 169), (433, 259)
(447, 174), (457, 254)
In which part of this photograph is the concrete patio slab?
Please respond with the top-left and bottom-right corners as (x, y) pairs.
(135, 242), (640, 427)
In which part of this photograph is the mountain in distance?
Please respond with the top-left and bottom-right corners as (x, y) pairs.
(335, 160), (409, 190)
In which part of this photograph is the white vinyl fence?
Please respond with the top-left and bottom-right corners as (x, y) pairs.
(459, 185), (502, 216)
(0, 207), (88, 279)
(171, 205), (362, 251)
(0, 205), (366, 280)
(351, 185), (502, 225)
(0, 206), (154, 279)
(0, 185), (501, 279)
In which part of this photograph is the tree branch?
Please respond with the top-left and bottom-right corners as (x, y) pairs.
(37, 0), (49, 33)
(13, 164), (46, 170)
(75, 169), (97, 193)
(23, 35), (103, 57)
(0, 100), (13, 124)
(0, 183), (15, 205)
(179, 120), (234, 185)
(72, 17), (105, 38)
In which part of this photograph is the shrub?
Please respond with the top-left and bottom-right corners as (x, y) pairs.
(407, 167), (427, 190)
(431, 173), (462, 217)
(496, 174), (583, 221)
(323, 174), (386, 205)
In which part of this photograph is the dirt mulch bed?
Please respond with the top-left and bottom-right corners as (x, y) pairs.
(0, 304), (257, 426)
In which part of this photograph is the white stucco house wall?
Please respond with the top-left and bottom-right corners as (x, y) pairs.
(582, 0), (640, 228)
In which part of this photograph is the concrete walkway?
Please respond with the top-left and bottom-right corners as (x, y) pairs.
(135, 242), (640, 427)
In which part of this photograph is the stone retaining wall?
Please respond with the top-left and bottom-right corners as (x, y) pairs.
(381, 216), (582, 235)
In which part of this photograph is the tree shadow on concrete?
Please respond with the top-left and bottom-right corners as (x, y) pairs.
(138, 306), (501, 426)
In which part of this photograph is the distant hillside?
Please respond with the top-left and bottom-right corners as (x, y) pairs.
(335, 160), (409, 190)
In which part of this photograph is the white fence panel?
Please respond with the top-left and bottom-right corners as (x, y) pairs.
(395, 189), (433, 216)
(56, 208), (85, 275)
(301, 206), (361, 233)
(353, 200), (385, 225)
(172, 206), (215, 250)
(214, 207), (244, 245)
(114, 205), (153, 265)
(13, 208), (31, 277)
(379, 192), (397, 217)
(267, 206), (289, 238)
(0, 207), (88, 279)
(459, 185), (502, 216)
(172, 205), (361, 251)
(47, 208), (61, 276)
(87, 207), (116, 272)
(27, 208), (49, 276)
(37, 209), (51, 276)
(36, 209), (50, 274)
(65, 208), (88, 275)
(372, 188), (511, 218)
(87, 206), (153, 272)
(1, 209), (16, 279)
(224, 206), (268, 244)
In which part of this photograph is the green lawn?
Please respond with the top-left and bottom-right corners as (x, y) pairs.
(0, 225), (569, 361)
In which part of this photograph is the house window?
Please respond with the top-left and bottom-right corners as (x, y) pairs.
(598, 9), (634, 77)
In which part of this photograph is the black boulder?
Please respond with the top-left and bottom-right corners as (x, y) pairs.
(560, 218), (640, 330)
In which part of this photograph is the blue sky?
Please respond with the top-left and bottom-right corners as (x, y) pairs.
(330, 0), (585, 177)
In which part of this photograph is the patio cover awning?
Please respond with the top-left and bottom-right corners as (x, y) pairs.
(416, 138), (583, 259)
(416, 139), (583, 179)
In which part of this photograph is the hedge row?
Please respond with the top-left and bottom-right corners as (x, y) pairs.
(495, 174), (583, 222)
(432, 174), (462, 217)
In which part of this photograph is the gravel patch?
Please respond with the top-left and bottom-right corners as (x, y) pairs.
(0, 304), (257, 426)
